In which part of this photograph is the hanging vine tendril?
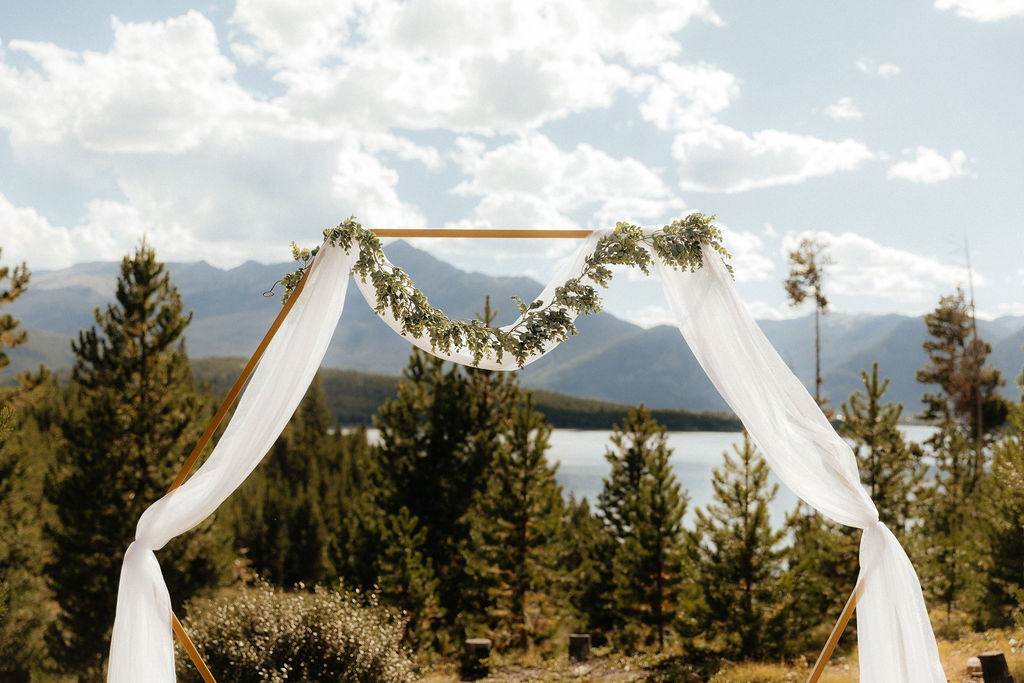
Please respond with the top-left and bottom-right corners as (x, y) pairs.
(279, 214), (731, 367)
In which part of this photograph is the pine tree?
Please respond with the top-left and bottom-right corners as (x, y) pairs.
(561, 495), (615, 644)
(914, 290), (1007, 621)
(598, 405), (687, 651)
(917, 288), (1008, 443)
(0, 251), (59, 679)
(45, 242), (233, 676)
(0, 248), (30, 372)
(782, 503), (858, 651)
(373, 348), (519, 645)
(783, 236), (833, 407)
(688, 433), (787, 659)
(377, 506), (445, 651)
(227, 374), (379, 589)
(840, 362), (923, 536)
(972, 398), (1024, 627)
(0, 384), (62, 678)
(461, 393), (566, 651)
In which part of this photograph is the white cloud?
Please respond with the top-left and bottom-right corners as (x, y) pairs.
(0, 192), (76, 269)
(637, 61), (739, 130)
(877, 63), (902, 78)
(673, 124), (874, 193)
(743, 300), (791, 321)
(363, 132), (443, 170)
(782, 230), (977, 303)
(234, 0), (720, 134)
(934, 0), (1024, 21)
(717, 225), (774, 283)
(887, 147), (968, 183)
(856, 58), (902, 78)
(331, 139), (429, 228)
(453, 134), (682, 227)
(824, 97), (863, 121)
(623, 304), (675, 328)
(1, 12), (270, 153)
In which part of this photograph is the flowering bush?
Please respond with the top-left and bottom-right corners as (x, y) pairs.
(174, 581), (415, 683)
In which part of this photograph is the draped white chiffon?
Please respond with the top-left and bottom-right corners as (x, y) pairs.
(107, 231), (944, 682)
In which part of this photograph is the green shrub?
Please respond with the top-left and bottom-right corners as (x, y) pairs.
(174, 581), (415, 682)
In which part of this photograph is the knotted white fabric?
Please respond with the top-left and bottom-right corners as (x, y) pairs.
(654, 245), (944, 682)
(108, 231), (944, 682)
(108, 244), (355, 682)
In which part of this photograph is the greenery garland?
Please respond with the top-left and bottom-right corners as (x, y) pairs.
(281, 214), (731, 367)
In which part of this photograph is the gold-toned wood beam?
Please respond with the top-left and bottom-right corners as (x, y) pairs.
(164, 256), (317, 683)
(370, 228), (593, 238)
(806, 578), (865, 683)
(173, 613), (217, 683)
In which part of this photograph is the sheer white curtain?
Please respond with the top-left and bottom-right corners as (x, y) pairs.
(107, 244), (354, 682)
(653, 244), (944, 683)
(108, 232), (944, 682)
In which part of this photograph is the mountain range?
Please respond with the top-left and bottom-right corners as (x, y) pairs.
(5, 241), (1023, 415)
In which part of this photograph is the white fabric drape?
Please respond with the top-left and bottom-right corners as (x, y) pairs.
(654, 244), (944, 682)
(108, 231), (944, 682)
(108, 244), (355, 682)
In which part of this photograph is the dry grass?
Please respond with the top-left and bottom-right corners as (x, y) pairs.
(412, 622), (1024, 682)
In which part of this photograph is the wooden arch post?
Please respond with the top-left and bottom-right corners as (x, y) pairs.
(163, 227), (860, 682)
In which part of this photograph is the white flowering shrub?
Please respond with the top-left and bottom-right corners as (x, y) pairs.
(174, 581), (415, 682)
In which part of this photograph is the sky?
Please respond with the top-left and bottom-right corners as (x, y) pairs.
(1, 0), (1023, 326)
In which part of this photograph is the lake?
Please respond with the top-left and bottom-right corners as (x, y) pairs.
(362, 425), (937, 527)
(549, 425), (938, 525)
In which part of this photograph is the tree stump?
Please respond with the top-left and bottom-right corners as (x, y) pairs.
(978, 651), (1014, 683)
(462, 638), (492, 680)
(569, 633), (591, 662)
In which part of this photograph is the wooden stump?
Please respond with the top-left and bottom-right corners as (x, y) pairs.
(569, 633), (591, 662)
(978, 651), (1014, 683)
(462, 638), (492, 680)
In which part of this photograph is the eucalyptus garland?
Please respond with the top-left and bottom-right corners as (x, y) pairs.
(281, 214), (730, 367)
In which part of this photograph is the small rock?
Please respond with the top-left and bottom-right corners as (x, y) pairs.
(966, 656), (982, 675)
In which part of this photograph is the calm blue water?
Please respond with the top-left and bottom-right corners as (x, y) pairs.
(361, 426), (937, 527)
(548, 425), (937, 525)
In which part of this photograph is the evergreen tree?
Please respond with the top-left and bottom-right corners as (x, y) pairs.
(598, 405), (687, 651)
(0, 385), (63, 678)
(373, 348), (519, 646)
(688, 433), (787, 659)
(461, 393), (566, 651)
(45, 242), (233, 676)
(782, 503), (857, 651)
(560, 495), (615, 644)
(228, 374), (379, 589)
(1, 251), (60, 679)
(0, 248), (30, 372)
(783, 236), (833, 407)
(917, 288), (1008, 443)
(973, 398), (1024, 627)
(914, 290), (1007, 620)
(377, 506), (445, 651)
(840, 362), (923, 536)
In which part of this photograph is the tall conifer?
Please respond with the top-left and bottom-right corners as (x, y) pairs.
(783, 237), (833, 408)
(840, 362), (923, 536)
(914, 290), (1007, 620)
(688, 433), (787, 659)
(45, 242), (232, 675)
(373, 348), (519, 646)
(461, 393), (566, 651)
(972, 398), (1024, 627)
(598, 405), (687, 651)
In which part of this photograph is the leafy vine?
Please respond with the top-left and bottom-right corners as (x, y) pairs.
(280, 214), (730, 367)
